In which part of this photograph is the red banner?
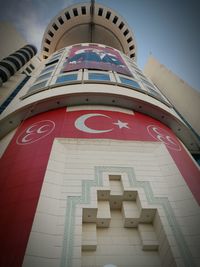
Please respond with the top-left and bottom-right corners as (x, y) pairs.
(0, 108), (199, 266)
(62, 44), (132, 76)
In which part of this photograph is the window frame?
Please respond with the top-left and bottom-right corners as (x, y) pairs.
(45, 58), (59, 67)
(141, 78), (155, 88)
(83, 70), (115, 84)
(56, 73), (78, 84)
(88, 72), (111, 81)
(50, 70), (81, 86)
(40, 64), (56, 75)
(28, 80), (48, 94)
(34, 71), (53, 84)
(117, 74), (145, 92)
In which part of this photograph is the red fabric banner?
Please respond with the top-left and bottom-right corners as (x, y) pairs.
(0, 107), (199, 266)
(62, 44), (132, 76)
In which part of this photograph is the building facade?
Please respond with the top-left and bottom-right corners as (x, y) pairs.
(0, 23), (39, 115)
(0, 2), (199, 267)
(144, 56), (200, 140)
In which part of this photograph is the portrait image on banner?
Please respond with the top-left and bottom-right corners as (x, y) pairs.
(62, 45), (132, 76)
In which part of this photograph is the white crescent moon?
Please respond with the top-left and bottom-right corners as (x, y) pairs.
(75, 113), (113, 133)
(21, 134), (33, 143)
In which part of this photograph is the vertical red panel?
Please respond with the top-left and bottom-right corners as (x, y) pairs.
(0, 108), (65, 267)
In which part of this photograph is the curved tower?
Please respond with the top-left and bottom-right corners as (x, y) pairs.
(0, 2), (199, 267)
(0, 44), (37, 84)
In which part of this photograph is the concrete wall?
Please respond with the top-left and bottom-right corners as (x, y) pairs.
(0, 73), (26, 105)
(0, 22), (27, 60)
(22, 137), (200, 267)
(0, 56), (40, 111)
(144, 56), (200, 136)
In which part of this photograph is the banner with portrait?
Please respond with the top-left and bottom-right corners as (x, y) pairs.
(62, 44), (132, 76)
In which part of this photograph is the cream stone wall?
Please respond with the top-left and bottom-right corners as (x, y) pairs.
(0, 56), (40, 106)
(0, 128), (17, 157)
(0, 83), (178, 120)
(0, 22), (27, 60)
(144, 56), (200, 136)
(0, 74), (26, 105)
(22, 138), (200, 267)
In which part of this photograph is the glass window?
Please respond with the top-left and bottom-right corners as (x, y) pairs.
(141, 78), (154, 87)
(119, 76), (140, 89)
(35, 72), (52, 83)
(28, 81), (47, 93)
(147, 87), (163, 100)
(88, 73), (110, 81)
(0, 76), (30, 114)
(26, 67), (31, 74)
(29, 64), (35, 70)
(50, 54), (61, 60)
(45, 58), (59, 66)
(135, 70), (146, 78)
(40, 65), (55, 74)
(56, 74), (78, 83)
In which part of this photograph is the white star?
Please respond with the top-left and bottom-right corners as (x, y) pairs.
(113, 120), (129, 129)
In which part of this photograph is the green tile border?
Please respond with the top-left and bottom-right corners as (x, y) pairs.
(60, 166), (196, 267)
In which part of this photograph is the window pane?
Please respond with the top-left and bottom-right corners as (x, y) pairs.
(50, 54), (61, 60)
(26, 67), (31, 74)
(119, 77), (140, 89)
(141, 78), (154, 87)
(88, 73), (110, 81)
(135, 70), (146, 78)
(35, 72), (52, 83)
(45, 58), (59, 67)
(147, 87), (164, 100)
(56, 74), (78, 83)
(29, 64), (35, 70)
(28, 81), (47, 93)
(40, 65), (55, 74)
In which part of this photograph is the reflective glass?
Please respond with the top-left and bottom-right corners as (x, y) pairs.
(88, 73), (110, 81)
(35, 72), (52, 83)
(56, 74), (78, 83)
(119, 77), (140, 88)
(28, 81), (47, 93)
(40, 65), (55, 74)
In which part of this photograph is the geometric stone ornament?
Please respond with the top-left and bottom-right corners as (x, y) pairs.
(82, 223), (97, 251)
(138, 224), (159, 251)
(61, 166), (195, 267)
(81, 175), (158, 252)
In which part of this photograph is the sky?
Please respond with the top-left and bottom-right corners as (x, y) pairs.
(0, 0), (200, 91)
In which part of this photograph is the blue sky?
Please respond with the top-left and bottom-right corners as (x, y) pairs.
(0, 0), (200, 91)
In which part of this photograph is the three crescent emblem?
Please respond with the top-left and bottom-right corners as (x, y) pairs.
(16, 120), (55, 145)
(147, 125), (181, 151)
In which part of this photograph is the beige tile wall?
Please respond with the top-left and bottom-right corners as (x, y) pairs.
(22, 138), (200, 267)
(83, 210), (161, 267)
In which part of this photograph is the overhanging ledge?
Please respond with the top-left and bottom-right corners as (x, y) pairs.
(0, 86), (199, 153)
